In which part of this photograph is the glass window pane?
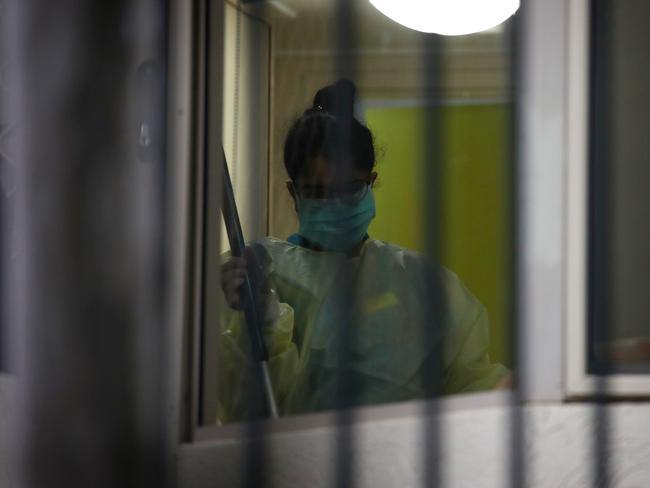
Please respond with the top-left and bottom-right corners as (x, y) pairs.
(201, 0), (515, 424)
(589, 0), (650, 374)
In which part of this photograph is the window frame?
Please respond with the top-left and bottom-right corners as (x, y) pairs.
(179, 0), (524, 444)
(170, 0), (650, 446)
(564, 0), (650, 398)
(181, 0), (528, 444)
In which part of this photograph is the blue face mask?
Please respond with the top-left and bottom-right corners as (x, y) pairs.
(296, 187), (376, 253)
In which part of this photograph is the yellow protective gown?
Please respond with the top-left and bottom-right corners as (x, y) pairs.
(216, 237), (508, 423)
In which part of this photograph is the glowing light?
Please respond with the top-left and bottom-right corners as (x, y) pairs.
(368, 0), (520, 36)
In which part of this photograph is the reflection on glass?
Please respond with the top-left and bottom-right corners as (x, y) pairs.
(203, 0), (514, 424)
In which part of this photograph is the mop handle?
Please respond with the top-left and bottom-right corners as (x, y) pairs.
(221, 148), (278, 419)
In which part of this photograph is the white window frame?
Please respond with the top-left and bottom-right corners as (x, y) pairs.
(564, 0), (650, 397)
(517, 0), (571, 402)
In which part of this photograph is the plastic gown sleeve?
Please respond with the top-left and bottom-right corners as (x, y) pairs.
(442, 304), (510, 394)
(396, 266), (509, 397)
(215, 289), (299, 423)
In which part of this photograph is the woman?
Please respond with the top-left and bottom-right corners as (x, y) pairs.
(217, 80), (509, 422)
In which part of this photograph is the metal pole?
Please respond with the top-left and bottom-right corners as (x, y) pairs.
(508, 4), (526, 487)
(421, 32), (445, 488)
(333, 1), (360, 487)
(589, 1), (611, 485)
(221, 149), (278, 419)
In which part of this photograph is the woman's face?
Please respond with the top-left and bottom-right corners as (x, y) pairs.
(287, 155), (377, 203)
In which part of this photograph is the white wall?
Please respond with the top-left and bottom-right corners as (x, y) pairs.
(3, 376), (650, 488)
(178, 396), (650, 488)
(221, 2), (270, 246)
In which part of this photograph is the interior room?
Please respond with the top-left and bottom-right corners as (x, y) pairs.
(0, 1), (649, 487)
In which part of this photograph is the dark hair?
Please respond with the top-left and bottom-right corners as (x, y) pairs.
(283, 79), (375, 182)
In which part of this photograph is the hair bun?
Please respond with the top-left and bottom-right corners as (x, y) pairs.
(312, 78), (356, 119)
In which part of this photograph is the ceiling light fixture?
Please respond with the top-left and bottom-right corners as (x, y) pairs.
(368, 0), (520, 36)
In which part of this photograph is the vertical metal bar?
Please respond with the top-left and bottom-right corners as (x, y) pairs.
(199, 0), (215, 430)
(0, 3), (10, 375)
(0, 180), (4, 373)
(421, 31), (445, 488)
(508, 4), (526, 488)
(7, 1), (171, 487)
(192, 0), (208, 434)
(588, 0), (610, 485)
(333, 1), (359, 487)
(205, 2), (271, 487)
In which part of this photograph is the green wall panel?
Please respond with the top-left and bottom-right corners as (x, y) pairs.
(366, 103), (512, 366)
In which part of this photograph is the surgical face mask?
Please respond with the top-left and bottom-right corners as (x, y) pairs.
(296, 186), (376, 253)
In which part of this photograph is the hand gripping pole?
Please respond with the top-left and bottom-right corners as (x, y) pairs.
(221, 148), (279, 419)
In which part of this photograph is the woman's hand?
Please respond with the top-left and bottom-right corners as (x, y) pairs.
(220, 245), (280, 324)
(221, 256), (249, 310)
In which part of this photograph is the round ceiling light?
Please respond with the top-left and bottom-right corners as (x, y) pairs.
(368, 0), (520, 36)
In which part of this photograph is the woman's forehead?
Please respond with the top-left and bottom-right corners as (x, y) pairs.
(298, 155), (367, 186)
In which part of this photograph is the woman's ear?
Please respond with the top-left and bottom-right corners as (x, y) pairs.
(370, 171), (378, 187)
